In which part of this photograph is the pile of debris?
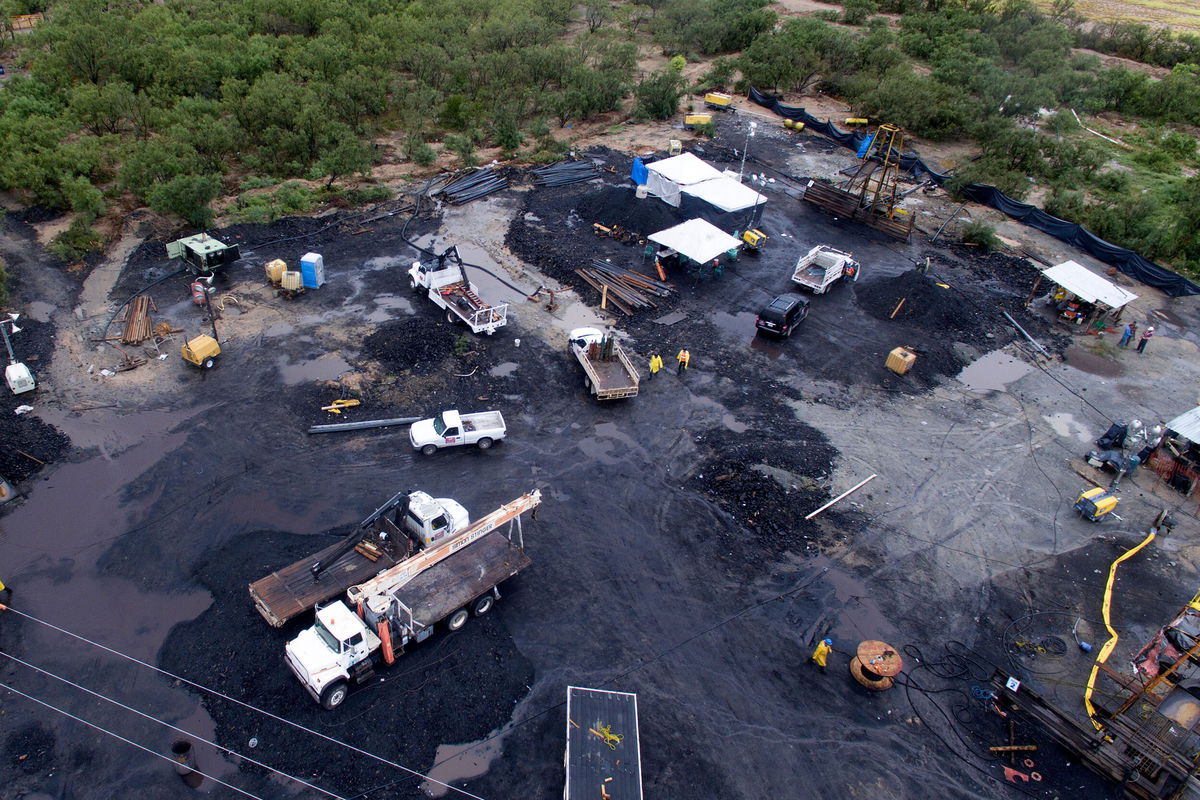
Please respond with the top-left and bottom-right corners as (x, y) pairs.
(362, 318), (459, 374)
(574, 260), (673, 316)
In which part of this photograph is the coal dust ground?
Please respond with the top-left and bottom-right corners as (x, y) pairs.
(4, 113), (1200, 800)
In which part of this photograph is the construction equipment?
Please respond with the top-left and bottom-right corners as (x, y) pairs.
(1075, 486), (1118, 522)
(322, 399), (360, 414)
(569, 328), (640, 400)
(739, 229), (767, 251)
(704, 92), (733, 111)
(408, 246), (508, 335)
(684, 113), (713, 129)
(166, 233), (241, 276)
(181, 290), (220, 369)
(284, 490), (541, 708)
(1, 313), (35, 395)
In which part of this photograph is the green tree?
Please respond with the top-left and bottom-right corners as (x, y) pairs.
(317, 135), (374, 188)
(146, 174), (221, 228)
(634, 69), (686, 120)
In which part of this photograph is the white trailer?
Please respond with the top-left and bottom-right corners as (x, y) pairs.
(569, 327), (639, 400)
(791, 245), (861, 294)
(285, 490), (541, 709)
(409, 409), (506, 455)
(408, 246), (508, 335)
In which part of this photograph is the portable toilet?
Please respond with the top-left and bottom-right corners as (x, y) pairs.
(300, 252), (325, 289)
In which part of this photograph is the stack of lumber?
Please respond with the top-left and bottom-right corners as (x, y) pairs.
(120, 295), (156, 344)
(574, 260), (674, 316)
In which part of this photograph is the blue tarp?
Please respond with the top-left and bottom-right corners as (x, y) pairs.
(748, 87), (1199, 297)
(631, 157), (648, 186)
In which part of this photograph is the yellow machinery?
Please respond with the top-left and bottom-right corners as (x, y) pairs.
(684, 113), (713, 129)
(181, 334), (220, 369)
(704, 92), (733, 110)
(740, 229), (767, 251)
(1075, 487), (1118, 522)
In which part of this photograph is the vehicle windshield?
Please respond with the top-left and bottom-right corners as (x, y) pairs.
(433, 413), (447, 435)
(314, 619), (341, 652)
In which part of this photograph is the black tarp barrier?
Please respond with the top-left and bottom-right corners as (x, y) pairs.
(749, 87), (1200, 297)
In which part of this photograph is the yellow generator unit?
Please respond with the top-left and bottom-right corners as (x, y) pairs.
(181, 334), (221, 369)
(783, 119), (806, 132)
(684, 114), (713, 129)
(1075, 487), (1118, 522)
(740, 229), (767, 250)
(704, 92), (733, 110)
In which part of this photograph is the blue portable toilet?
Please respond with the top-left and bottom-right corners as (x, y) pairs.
(300, 252), (325, 289)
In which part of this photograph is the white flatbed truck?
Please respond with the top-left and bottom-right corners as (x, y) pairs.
(569, 327), (639, 400)
(284, 490), (541, 709)
(790, 244), (861, 294)
(409, 409), (506, 455)
(408, 246), (508, 335)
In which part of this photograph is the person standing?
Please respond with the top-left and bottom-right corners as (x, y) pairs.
(648, 353), (663, 381)
(676, 348), (690, 375)
(1137, 326), (1154, 354)
(1119, 321), (1137, 347)
(811, 638), (833, 673)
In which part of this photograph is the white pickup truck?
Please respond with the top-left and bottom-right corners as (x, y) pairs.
(408, 246), (508, 335)
(791, 245), (861, 294)
(569, 327), (639, 400)
(410, 409), (506, 455)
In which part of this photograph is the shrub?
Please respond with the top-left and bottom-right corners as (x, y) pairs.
(842, 0), (878, 25)
(48, 217), (104, 262)
(444, 134), (477, 168)
(692, 121), (716, 138)
(634, 70), (687, 121)
(961, 220), (1001, 251)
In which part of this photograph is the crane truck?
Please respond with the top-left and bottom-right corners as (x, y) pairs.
(409, 246), (508, 335)
(284, 489), (541, 709)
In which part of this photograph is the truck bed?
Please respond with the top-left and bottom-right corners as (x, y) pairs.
(249, 528), (408, 627)
(391, 530), (531, 627)
(587, 357), (636, 391)
(565, 687), (643, 800)
(462, 410), (504, 433)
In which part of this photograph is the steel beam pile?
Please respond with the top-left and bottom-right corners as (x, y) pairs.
(573, 260), (674, 316)
(439, 168), (509, 204)
(532, 160), (600, 187)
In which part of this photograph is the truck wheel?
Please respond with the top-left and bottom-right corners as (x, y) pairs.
(410, 278), (421, 294)
(446, 311), (458, 325)
(202, 358), (215, 369)
(421, 444), (438, 456)
(320, 681), (348, 710)
(447, 608), (469, 631)
(473, 595), (494, 616)
(477, 437), (493, 450)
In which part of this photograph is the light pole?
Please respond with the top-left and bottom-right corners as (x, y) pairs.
(738, 121), (757, 181)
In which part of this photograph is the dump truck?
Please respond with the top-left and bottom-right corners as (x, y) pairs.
(409, 409), (506, 455)
(569, 327), (639, 400)
(790, 244), (861, 294)
(408, 246), (508, 335)
(248, 489), (469, 627)
(284, 490), (541, 709)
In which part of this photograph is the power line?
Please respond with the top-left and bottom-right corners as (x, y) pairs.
(2, 605), (487, 800)
(2, 681), (268, 800)
(0, 650), (346, 800)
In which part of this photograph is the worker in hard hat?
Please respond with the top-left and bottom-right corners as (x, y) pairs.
(811, 638), (833, 673)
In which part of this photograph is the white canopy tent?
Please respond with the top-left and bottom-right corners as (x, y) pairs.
(1042, 260), (1138, 309)
(647, 219), (742, 264)
(643, 153), (767, 212)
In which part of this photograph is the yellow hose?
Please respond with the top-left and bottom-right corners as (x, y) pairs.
(1084, 528), (1158, 730)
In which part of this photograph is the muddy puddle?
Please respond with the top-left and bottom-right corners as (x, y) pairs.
(420, 733), (503, 798)
(490, 361), (519, 377)
(955, 350), (1031, 392)
(23, 300), (55, 323)
(275, 353), (353, 385)
(1063, 344), (1122, 377)
(364, 294), (414, 322)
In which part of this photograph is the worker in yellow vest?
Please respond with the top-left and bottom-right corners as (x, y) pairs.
(811, 638), (833, 673)
(648, 353), (663, 380)
(676, 348), (690, 375)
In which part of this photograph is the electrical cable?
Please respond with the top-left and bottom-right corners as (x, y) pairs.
(2, 681), (268, 800)
(1, 605), (487, 800)
(0, 650), (346, 800)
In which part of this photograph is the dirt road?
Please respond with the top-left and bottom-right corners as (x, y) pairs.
(3, 119), (1200, 800)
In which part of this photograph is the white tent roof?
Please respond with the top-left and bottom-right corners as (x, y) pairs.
(1042, 260), (1138, 309)
(1167, 407), (1200, 443)
(648, 219), (742, 264)
(682, 175), (767, 213)
(645, 153), (724, 186)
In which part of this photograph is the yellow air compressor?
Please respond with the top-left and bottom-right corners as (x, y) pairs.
(1075, 487), (1118, 522)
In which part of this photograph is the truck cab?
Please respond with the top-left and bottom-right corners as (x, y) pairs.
(403, 490), (470, 547)
(285, 601), (380, 709)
